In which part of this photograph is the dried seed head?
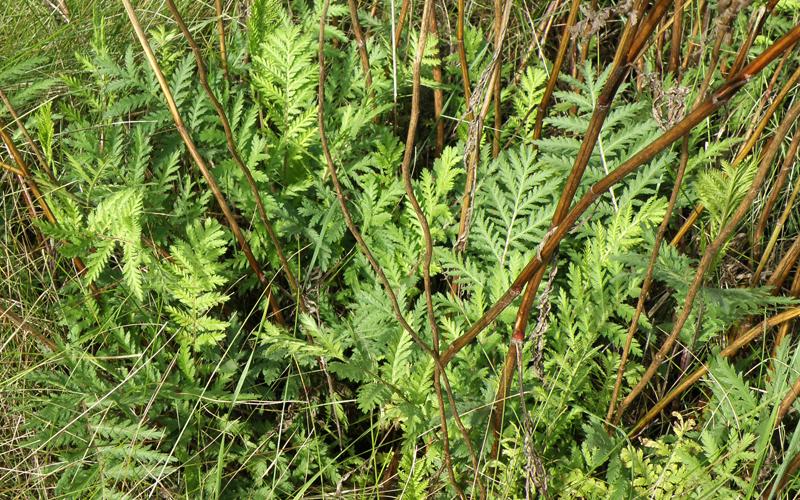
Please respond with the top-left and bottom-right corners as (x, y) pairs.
(645, 72), (690, 130)
(571, 0), (639, 43)
(718, 0), (751, 29)
(571, 5), (613, 42)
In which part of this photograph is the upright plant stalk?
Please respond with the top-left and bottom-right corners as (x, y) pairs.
(456, 0), (471, 104)
(727, 0), (778, 76)
(575, 0), (598, 77)
(726, 6), (764, 76)
(668, 0), (683, 74)
(429, 8), (444, 154)
(618, 96), (800, 421)
(347, 0), (374, 94)
(214, 0), (230, 82)
(454, 0), (514, 253)
(752, 130), (800, 283)
(393, 0), (411, 48)
(491, 0), (502, 158)
(627, 0), (676, 58)
(398, 0), (481, 491)
(121, 0), (284, 324)
(165, 0), (304, 314)
(317, 2), (480, 495)
(693, 24), (729, 102)
(532, 0), (581, 142)
(439, 23), (800, 368)
(511, 0), (559, 87)
(679, 0), (703, 73)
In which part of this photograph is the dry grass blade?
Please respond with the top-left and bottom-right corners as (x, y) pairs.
(630, 307), (800, 436)
(214, 0), (230, 82)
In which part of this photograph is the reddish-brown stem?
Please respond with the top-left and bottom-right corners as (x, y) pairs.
(454, 0), (514, 253)
(490, 1), (658, 439)
(319, 0), (431, 361)
(393, 0), (411, 48)
(774, 262), (800, 351)
(16, 172), (40, 222)
(398, 0), (481, 489)
(0, 126), (56, 228)
(681, 0), (706, 74)
(430, 373), (465, 499)
(2, 126), (44, 228)
(488, 338), (521, 460)
(575, 0), (596, 78)
(1, 123), (92, 283)
(670, 205), (702, 246)
(693, 30), (726, 110)
(440, 24), (800, 368)
(766, 233), (800, 292)
(764, 449), (800, 497)
(532, 0), (581, 142)
(121, 0), (284, 324)
(727, 0), (778, 76)
(550, 0), (653, 241)
(447, 0), (472, 296)
(0, 304), (57, 352)
(347, 0), (373, 94)
(777, 374), (800, 429)
(429, 8), (444, 154)
(511, 0), (560, 88)
(689, 0), (751, 104)
(745, 48), (789, 140)
(445, 79), (704, 365)
(0, 159), (23, 176)
(668, 0), (683, 74)
(628, 0), (677, 61)
(672, 61), (800, 247)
